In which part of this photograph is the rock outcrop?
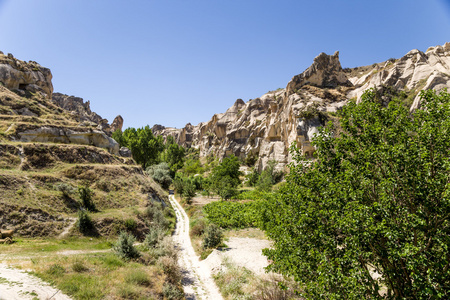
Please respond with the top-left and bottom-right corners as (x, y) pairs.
(110, 115), (124, 132)
(51, 93), (123, 134)
(0, 52), (53, 99)
(17, 126), (119, 155)
(0, 52), (120, 155)
(154, 43), (450, 171)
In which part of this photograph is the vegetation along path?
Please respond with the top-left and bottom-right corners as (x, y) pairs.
(168, 195), (223, 300)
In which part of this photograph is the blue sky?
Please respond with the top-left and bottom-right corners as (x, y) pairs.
(1, 0), (449, 129)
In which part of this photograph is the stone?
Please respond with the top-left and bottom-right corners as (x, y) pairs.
(110, 115), (124, 132)
(17, 127), (119, 155)
(119, 147), (132, 157)
(154, 43), (450, 171)
(0, 53), (53, 98)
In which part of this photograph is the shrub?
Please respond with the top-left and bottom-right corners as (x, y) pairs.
(47, 264), (65, 276)
(158, 256), (182, 284)
(124, 218), (137, 231)
(54, 183), (75, 197)
(78, 185), (96, 211)
(146, 203), (169, 229)
(162, 282), (184, 300)
(146, 162), (173, 189)
(190, 218), (207, 237)
(144, 225), (166, 248)
(77, 209), (94, 235)
(72, 261), (88, 273)
(202, 223), (223, 249)
(113, 231), (140, 260)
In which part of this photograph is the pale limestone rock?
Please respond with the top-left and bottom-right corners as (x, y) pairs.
(17, 127), (119, 154)
(154, 43), (450, 170)
(0, 54), (53, 98)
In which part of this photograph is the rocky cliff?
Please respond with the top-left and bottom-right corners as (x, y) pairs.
(153, 43), (450, 171)
(0, 51), (53, 99)
(0, 52), (165, 238)
(0, 52), (123, 154)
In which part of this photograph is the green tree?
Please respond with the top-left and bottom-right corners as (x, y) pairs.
(256, 160), (283, 192)
(111, 129), (126, 147)
(161, 142), (185, 172)
(210, 155), (241, 199)
(262, 89), (450, 299)
(121, 126), (164, 168)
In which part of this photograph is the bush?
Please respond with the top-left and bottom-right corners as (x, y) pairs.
(190, 218), (207, 237)
(72, 261), (88, 273)
(162, 282), (184, 300)
(202, 223), (223, 249)
(144, 225), (166, 248)
(146, 162), (173, 189)
(47, 264), (65, 276)
(146, 203), (169, 229)
(54, 183), (75, 197)
(203, 200), (263, 228)
(124, 218), (137, 231)
(113, 231), (140, 260)
(158, 256), (182, 284)
(78, 185), (96, 211)
(77, 209), (94, 235)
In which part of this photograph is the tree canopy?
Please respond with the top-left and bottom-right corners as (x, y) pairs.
(262, 89), (450, 299)
(210, 155), (241, 200)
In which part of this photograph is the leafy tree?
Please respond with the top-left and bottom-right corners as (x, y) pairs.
(256, 160), (283, 192)
(202, 224), (223, 249)
(245, 168), (260, 187)
(161, 142), (185, 172)
(262, 89), (450, 299)
(210, 155), (241, 199)
(173, 174), (197, 202)
(112, 129), (126, 147)
(121, 126), (164, 168)
(215, 176), (238, 200)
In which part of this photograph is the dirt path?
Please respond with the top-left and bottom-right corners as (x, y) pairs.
(168, 195), (223, 300)
(0, 263), (72, 300)
(57, 217), (77, 239)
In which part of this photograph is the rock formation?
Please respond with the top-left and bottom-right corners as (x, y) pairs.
(154, 43), (450, 171)
(110, 115), (124, 132)
(0, 52), (53, 99)
(51, 93), (123, 134)
(0, 52), (120, 155)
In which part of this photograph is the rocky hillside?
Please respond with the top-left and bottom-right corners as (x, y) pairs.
(153, 43), (450, 171)
(0, 51), (166, 237)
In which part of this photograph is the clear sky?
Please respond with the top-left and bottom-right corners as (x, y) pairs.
(1, 0), (449, 129)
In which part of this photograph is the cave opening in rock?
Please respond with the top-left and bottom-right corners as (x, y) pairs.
(18, 84), (27, 90)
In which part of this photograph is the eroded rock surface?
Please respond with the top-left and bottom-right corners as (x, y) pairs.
(0, 52), (53, 98)
(154, 43), (450, 170)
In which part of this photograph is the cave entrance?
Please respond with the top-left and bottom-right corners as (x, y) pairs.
(18, 83), (27, 90)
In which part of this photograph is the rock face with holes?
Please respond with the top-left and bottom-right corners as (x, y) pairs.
(154, 43), (450, 171)
(0, 52), (53, 99)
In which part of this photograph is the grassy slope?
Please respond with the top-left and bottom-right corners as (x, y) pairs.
(0, 85), (182, 299)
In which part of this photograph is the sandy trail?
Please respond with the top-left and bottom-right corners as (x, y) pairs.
(168, 195), (223, 300)
(0, 264), (72, 300)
